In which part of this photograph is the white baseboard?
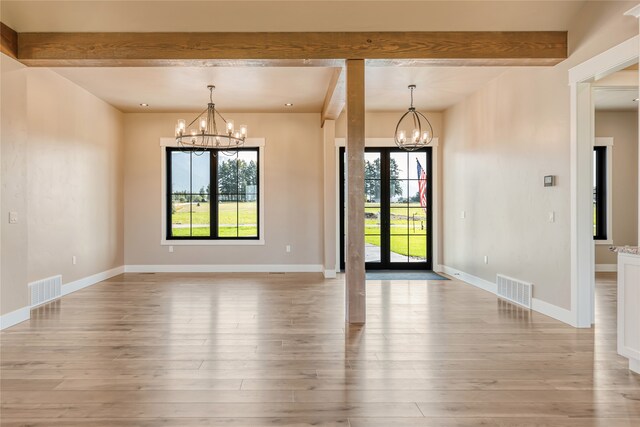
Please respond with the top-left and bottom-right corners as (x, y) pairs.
(62, 266), (125, 296)
(433, 264), (444, 273)
(595, 264), (617, 272)
(531, 297), (574, 326)
(1, 266), (124, 331)
(442, 264), (574, 327)
(441, 265), (497, 294)
(323, 269), (337, 279)
(124, 264), (324, 273)
(0, 306), (30, 330)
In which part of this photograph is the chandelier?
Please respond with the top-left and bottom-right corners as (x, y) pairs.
(394, 85), (433, 151)
(175, 85), (247, 153)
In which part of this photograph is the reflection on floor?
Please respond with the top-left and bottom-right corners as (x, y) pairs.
(0, 271), (638, 426)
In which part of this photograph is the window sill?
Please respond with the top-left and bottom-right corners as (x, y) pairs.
(594, 239), (613, 246)
(161, 239), (265, 246)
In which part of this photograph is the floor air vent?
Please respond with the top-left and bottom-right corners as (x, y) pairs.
(29, 275), (62, 307)
(496, 274), (532, 309)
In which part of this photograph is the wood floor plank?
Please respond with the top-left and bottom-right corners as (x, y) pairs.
(0, 271), (638, 425)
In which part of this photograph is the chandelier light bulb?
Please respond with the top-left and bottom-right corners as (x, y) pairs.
(199, 117), (207, 132)
(397, 130), (406, 143)
(177, 119), (186, 134)
(422, 131), (430, 142)
(226, 120), (234, 134)
(240, 124), (248, 137)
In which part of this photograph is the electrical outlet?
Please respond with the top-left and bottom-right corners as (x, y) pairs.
(169, 246), (174, 253)
(8, 211), (18, 224)
(286, 245), (291, 253)
(72, 256), (77, 265)
(484, 255), (488, 264)
(548, 211), (555, 223)
(460, 211), (466, 219)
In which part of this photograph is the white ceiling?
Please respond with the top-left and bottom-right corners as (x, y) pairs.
(51, 66), (509, 113)
(593, 88), (639, 112)
(52, 67), (337, 113)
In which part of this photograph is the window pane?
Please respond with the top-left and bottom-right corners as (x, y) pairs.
(190, 198), (210, 237)
(390, 180), (408, 205)
(171, 195), (191, 237)
(238, 201), (258, 237)
(365, 204), (381, 235)
(238, 151), (258, 196)
(171, 151), (191, 193)
(413, 152), (427, 179)
(365, 235), (381, 263)
(365, 179), (381, 203)
(192, 152), (210, 198)
(218, 196), (238, 237)
(365, 152), (381, 179)
(390, 152), (409, 180)
(390, 235), (409, 263)
(218, 152), (238, 195)
(390, 208), (409, 235)
(408, 203), (427, 235)
(408, 235), (427, 262)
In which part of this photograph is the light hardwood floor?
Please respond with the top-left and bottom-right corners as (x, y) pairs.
(1, 271), (639, 426)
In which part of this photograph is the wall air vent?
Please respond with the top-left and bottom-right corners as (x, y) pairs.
(496, 274), (532, 309)
(29, 275), (62, 307)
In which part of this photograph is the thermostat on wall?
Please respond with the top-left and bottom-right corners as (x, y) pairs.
(544, 175), (555, 187)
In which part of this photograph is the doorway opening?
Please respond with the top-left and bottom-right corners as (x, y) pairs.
(339, 147), (433, 270)
(569, 35), (638, 327)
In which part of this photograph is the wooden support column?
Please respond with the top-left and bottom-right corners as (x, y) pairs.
(345, 59), (366, 324)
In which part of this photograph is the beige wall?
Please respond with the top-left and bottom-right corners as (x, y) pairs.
(441, 1), (638, 310)
(123, 113), (324, 267)
(336, 112), (442, 139)
(0, 55), (124, 316)
(1, 55), (29, 316)
(595, 111), (639, 265)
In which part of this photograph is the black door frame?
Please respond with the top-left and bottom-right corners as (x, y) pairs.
(339, 147), (433, 271)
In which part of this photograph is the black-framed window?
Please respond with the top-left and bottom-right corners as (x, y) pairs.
(166, 147), (259, 240)
(593, 146), (607, 240)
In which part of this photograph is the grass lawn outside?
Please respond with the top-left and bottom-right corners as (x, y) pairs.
(171, 201), (257, 237)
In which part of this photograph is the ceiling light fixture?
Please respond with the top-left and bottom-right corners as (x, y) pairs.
(175, 85), (247, 154)
(634, 98), (639, 102)
(139, 103), (149, 107)
(285, 103), (294, 107)
(394, 85), (433, 151)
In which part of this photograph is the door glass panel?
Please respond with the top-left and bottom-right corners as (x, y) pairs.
(390, 180), (408, 205)
(390, 152), (409, 180)
(390, 208), (408, 235)
(408, 235), (427, 262)
(364, 152), (382, 263)
(408, 202), (427, 235)
(389, 235), (409, 263)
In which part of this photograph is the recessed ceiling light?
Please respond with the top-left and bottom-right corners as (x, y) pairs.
(633, 98), (639, 102)
(139, 103), (149, 107)
(284, 103), (294, 107)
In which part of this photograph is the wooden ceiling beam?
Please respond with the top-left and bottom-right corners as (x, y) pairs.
(321, 67), (346, 127)
(1, 22), (18, 60)
(11, 29), (567, 67)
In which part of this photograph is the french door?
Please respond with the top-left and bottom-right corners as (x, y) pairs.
(340, 147), (433, 270)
